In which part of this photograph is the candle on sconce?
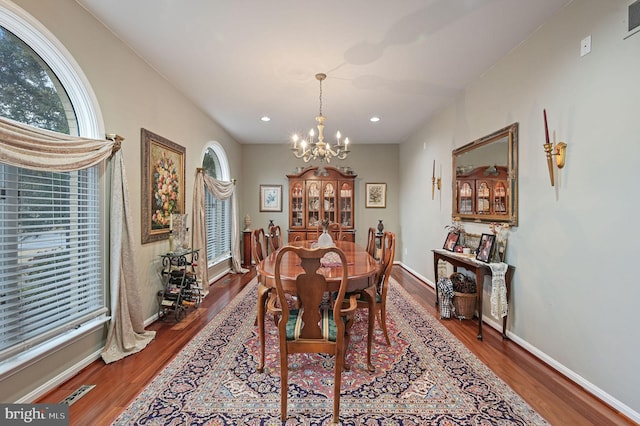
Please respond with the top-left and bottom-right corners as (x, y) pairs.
(543, 109), (550, 145)
(169, 214), (173, 231)
(431, 159), (436, 200)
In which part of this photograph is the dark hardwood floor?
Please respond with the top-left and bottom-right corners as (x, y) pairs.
(37, 267), (636, 426)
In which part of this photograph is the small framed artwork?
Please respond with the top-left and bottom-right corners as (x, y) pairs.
(365, 183), (387, 208)
(259, 184), (282, 212)
(476, 233), (496, 262)
(443, 232), (460, 251)
(141, 128), (186, 244)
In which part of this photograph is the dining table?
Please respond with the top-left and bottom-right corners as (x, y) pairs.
(256, 240), (380, 372)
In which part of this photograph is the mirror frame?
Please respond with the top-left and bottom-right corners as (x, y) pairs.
(452, 122), (518, 226)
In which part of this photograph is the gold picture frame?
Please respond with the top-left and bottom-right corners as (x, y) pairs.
(141, 128), (186, 244)
(365, 182), (387, 208)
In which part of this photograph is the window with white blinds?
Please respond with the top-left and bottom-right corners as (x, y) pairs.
(202, 144), (231, 266)
(0, 164), (105, 361)
(205, 191), (231, 264)
(0, 16), (106, 366)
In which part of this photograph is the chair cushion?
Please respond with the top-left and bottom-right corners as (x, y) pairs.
(285, 309), (338, 342)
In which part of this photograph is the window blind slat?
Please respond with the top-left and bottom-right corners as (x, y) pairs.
(0, 163), (104, 359)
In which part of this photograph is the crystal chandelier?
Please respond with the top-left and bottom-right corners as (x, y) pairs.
(290, 73), (350, 163)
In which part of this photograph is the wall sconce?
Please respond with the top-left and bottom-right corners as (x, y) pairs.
(431, 160), (441, 200)
(543, 109), (568, 186)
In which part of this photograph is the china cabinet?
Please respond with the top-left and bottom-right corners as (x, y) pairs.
(456, 166), (509, 216)
(287, 166), (356, 242)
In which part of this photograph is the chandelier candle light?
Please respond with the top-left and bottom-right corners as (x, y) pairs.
(291, 73), (350, 163)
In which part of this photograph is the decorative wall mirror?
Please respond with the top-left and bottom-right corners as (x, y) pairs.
(452, 122), (518, 226)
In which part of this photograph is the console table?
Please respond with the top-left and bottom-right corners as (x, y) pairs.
(432, 249), (515, 340)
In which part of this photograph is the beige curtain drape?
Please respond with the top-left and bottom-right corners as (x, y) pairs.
(192, 170), (247, 291)
(0, 116), (155, 364)
(0, 117), (115, 171)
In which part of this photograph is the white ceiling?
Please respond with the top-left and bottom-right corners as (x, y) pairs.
(75, 0), (569, 145)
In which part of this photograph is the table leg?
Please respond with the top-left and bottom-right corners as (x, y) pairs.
(256, 282), (270, 373)
(502, 267), (515, 340)
(433, 256), (439, 306)
(361, 285), (377, 373)
(476, 270), (484, 340)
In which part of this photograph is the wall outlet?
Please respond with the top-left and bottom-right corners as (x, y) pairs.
(580, 35), (591, 56)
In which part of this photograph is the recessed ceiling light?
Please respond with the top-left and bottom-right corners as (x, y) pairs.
(260, 116), (271, 122)
(369, 116), (380, 123)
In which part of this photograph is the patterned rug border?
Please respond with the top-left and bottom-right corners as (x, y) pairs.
(114, 276), (549, 425)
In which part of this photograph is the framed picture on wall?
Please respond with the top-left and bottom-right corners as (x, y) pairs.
(476, 233), (496, 262)
(443, 232), (459, 251)
(259, 184), (282, 212)
(141, 128), (186, 244)
(365, 183), (387, 208)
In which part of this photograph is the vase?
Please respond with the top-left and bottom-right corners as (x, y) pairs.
(317, 228), (334, 248)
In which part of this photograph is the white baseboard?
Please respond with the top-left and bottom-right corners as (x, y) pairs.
(17, 349), (103, 403)
(395, 261), (640, 423)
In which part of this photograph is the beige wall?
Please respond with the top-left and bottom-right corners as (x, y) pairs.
(3, 0), (242, 402)
(399, 0), (640, 418)
(239, 143), (400, 251)
(4, 0), (640, 420)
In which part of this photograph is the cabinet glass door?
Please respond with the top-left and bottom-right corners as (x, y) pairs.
(493, 182), (507, 214)
(339, 182), (353, 227)
(290, 181), (304, 227)
(459, 182), (473, 214)
(476, 181), (490, 214)
(307, 180), (320, 227)
(322, 182), (336, 223)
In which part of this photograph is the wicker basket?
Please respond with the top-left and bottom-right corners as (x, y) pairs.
(453, 292), (477, 319)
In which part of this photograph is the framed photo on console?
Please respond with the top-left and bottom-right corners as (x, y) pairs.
(443, 232), (460, 251)
(476, 233), (496, 262)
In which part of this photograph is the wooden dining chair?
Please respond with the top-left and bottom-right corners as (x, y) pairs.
(371, 231), (396, 346)
(268, 224), (282, 253)
(267, 245), (358, 424)
(327, 222), (343, 241)
(365, 227), (377, 258)
(252, 227), (271, 373)
(251, 228), (267, 266)
(348, 231), (396, 348)
(313, 221), (343, 242)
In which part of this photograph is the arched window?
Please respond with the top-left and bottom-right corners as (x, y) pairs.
(0, 3), (105, 369)
(201, 143), (231, 266)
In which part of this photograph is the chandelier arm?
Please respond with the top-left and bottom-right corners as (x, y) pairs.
(291, 150), (307, 159)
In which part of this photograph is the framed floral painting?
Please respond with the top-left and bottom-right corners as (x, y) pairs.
(141, 128), (186, 244)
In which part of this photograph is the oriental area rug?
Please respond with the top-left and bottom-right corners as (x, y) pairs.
(113, 278), (548, 425)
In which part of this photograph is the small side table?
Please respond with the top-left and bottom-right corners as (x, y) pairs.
(432, 249), (515, 340)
